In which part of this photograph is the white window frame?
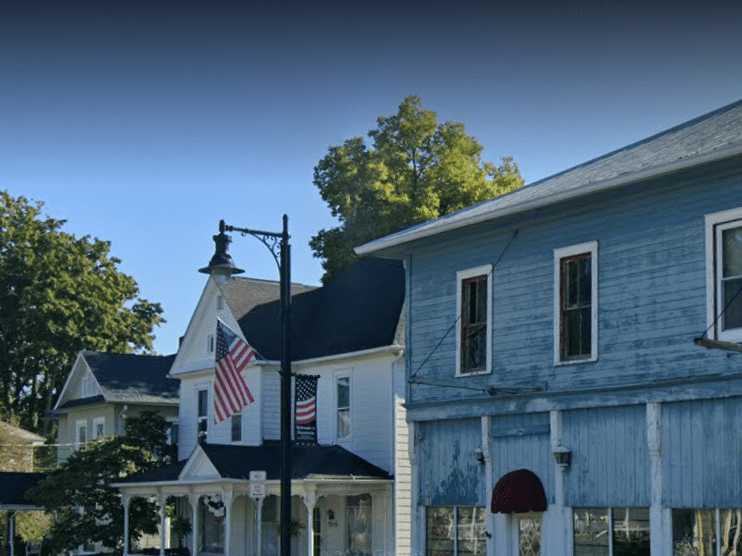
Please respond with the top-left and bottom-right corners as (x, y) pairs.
(75, 419), (88, 448)
(706, 207), (742, 342)
(335, 372), (351, 442)
(455, 264), (493, 377)
(92, 417), (105, 440)
(553, 241), (599, 365)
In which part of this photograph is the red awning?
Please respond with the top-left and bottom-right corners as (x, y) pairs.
(491, 469), (547, 514)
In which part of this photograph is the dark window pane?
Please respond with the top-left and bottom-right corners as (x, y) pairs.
(461, 275), (488, 373)
(560, 253), (593, 361)
(426, 507), (454, 556)
(723, 278), (742, 330)
(198, 390), (208, 417)
(580, 258), (592, 305)
(672, 509), (715, 555)
(231, 413), (242, 442)
(723, 227), (742, 278)
(612, 508), (650, 556)
(574, 508), (609, 556)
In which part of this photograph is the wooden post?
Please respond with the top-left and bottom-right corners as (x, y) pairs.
(158, 493), (167, 556)
(122, 495), (131, 556)
(222, 490), (234, 556)
(189, 494), (200, 556)
(255, 497), (264, 556)
(481, 416), (495, 556)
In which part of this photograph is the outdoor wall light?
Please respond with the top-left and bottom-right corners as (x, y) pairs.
(474, 448), (486, 465)
(553, 445), (572, 469)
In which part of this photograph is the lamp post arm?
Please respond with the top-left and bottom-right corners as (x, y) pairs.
(223, 221), (284, 271)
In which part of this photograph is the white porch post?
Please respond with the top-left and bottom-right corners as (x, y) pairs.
(122, 494), (131, 556)
(549, 410), (572, 556)
(647, 402), (671, 556)
(189, 494), (200, 556)
(8, 511), (15, 556)
(302, 487), (317, 556)
(158, 492), (167, 556)
(222, 489), (234, 556)
(481, 416), (495, 556)
(255, 497), (264, 556)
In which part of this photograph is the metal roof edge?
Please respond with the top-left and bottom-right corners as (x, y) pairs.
(355, 142), (742, 256)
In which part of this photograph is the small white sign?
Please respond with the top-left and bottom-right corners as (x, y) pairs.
(249, 470), (267, 498)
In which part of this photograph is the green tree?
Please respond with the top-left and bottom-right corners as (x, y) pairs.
(311, 95), (524, 281)
(30, 411), (172, 553)
(0, 191), (164, 431)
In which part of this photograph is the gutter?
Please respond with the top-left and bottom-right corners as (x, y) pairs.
(355, 143), (742, 256)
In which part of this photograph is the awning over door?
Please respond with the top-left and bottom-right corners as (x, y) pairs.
(491, 469), (547, 514)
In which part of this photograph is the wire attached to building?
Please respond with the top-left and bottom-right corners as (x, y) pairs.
(694, 284), (742, 353)
(407, 229), (520, 390)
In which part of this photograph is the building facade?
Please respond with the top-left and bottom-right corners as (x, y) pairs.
(115, 257), (411, 556)
(357, 100), (742, 555)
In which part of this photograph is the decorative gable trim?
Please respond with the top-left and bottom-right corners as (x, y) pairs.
(53, 353), (106, 411)
(178, 444), (221, 481)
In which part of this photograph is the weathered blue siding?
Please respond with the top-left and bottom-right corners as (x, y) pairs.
(563, 405), (649, 507)
(407, 163), (742, 408)
(418, 418), (483, 506)
(490, 412), (554, 503)
(662, 397), (742, 508)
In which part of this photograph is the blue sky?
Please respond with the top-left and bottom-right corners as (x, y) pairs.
(2, 1), (742, 353)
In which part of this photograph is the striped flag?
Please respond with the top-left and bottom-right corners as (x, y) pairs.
(214, 319), (256, 423)
(294, 375), (319, 444)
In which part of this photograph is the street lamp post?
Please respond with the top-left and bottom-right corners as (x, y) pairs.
(200, 216), (293, 556)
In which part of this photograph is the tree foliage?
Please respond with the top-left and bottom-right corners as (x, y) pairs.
(0, 191), (164, 431)
(30, 411), (173, 553)
(311, 96), (524, 281)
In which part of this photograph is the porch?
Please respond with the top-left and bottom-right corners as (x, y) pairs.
(114, 443), (394, 556)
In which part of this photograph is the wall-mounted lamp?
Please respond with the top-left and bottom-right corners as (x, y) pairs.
(474, 448), (486, 465)
(553, 445), (572, 469)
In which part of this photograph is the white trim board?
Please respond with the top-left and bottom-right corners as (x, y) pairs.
(553, 241), (599, 366)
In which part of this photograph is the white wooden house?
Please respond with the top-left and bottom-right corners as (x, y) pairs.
(115, 254), (410, 556)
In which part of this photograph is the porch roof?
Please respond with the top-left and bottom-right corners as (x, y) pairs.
(119, 443), (391, 485)
(0, 472), (46, 510)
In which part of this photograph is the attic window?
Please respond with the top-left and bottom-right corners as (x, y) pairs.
(81, 375), (96, 398)
(217, 294), (224, 311)
(207, 334), (215, 354)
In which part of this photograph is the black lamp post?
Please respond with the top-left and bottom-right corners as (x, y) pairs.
(200, 216), (293, 556)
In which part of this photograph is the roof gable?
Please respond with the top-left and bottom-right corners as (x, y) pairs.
(179, 445), (221, 480)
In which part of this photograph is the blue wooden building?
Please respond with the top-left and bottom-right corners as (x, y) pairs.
(357, 100), (742, 555)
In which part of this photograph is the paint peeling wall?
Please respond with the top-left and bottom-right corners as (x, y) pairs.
(418, 418), (483, 506)
(563, 404), (649, 507)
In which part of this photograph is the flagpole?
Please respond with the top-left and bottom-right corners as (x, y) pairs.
(213, 216), (293, 556)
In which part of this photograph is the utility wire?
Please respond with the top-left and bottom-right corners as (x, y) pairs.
(408, 228), (519, 383)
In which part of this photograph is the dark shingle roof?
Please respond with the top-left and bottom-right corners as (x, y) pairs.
(0, 472), (46, 508)
(82, 352), (179, 404)
(237, 258), (404, 361)
(120, 443), (390, 484)
(358, 98), (742, 255)
(221, 277), (315, 321)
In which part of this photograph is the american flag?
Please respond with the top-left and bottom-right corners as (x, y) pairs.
(294, 375), (319, 444)
(214, 319), (255, 423)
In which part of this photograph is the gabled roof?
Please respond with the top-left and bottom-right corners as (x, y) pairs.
(56, 351), (179, 410)
(221, 277), (315, 322)
(0, 422), (45, 444)
(236, 258), (404, 361)
(357, 98), (742, 256)
(119, 442), (391, 484)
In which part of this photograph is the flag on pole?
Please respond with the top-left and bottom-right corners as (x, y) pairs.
(294, 375), (319, 444)
(214, 319), (256, 423)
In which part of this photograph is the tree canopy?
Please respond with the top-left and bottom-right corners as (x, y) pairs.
(30, 411), (173, 553)
(0, 191), (164, 431)
(311, 96), (524, 282)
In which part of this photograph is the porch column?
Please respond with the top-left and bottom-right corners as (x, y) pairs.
(254, 497), (264, 556)
(647, 403), (671, 556)
(222, 490), (234, 556)
(481, 416), (495, 556)
(549, 410), (572, 555)
(7, 511), (15, 556)
(302, 488), (317, 556)
(122, 494), (131, 556)
(189, 494), (200, 556)
(158, 492), (167, 556)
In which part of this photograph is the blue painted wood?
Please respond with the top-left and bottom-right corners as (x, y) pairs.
(490, 412), (554, 503)
(563, 404), (650, 507)
(418, 418), (484, 506)
(662, 397), (742, 508)
(407, 164), (742, 408)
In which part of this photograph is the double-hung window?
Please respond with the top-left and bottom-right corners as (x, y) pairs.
(197, 388), (209, 441)
(231, 413), (242, 443)
(75, 420), (88, 449)
(456, 265), (493, 376)
(554, 242), (598, 364)
(425, 505), (486, 556)
(92, 417), (105, 440)
(707, 208), (742, 342)
(336, 376), (351, 440)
